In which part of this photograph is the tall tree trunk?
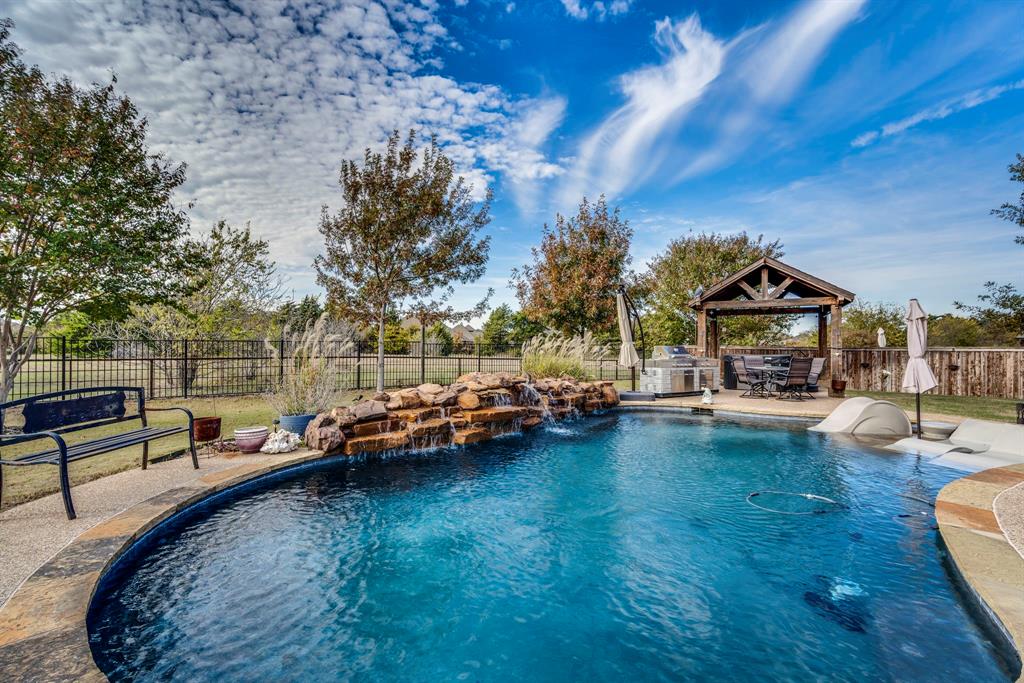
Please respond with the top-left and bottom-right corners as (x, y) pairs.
(376, 304), (387, 393)
(0, 326), (38, 404)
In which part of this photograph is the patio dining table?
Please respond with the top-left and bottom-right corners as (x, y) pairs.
(759, 356), (793, 397)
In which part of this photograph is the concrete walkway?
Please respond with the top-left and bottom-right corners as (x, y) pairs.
(0, 449), (313, 607)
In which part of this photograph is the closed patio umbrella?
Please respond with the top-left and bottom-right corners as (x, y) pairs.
(877, 327), (887, 348)
(616, 291), (640, 369)
(901, 299), (938, 439)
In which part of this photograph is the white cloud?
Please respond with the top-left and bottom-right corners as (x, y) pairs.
(5, 0), (563, 293)
(560, 0), (631, 22)
(480, 97), (567, 213)
(852, 79), (1024, 147)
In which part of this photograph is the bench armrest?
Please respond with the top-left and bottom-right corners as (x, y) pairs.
(0, 430), (69, 464)
(142, 406), (195, 428)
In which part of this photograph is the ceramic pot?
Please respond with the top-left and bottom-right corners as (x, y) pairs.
(234, 426), (269, 453)
(278, 413), (317, 436)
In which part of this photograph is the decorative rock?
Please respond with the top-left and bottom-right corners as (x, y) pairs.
(408, 417), (453, 438)
(306, 412), (336, 431)
(304, 424), (344, 453)
(429, 390), (458, 407)
(386, 390), (422, 410)
(351, 400), (388, 422)
(353, 418), (406, 437)
(453, 427), (491, 445)
(330, 407), (357, 427)
(457, 392), (482, 410)
(262, 429), (301, 453)
(372, 391), (390, 402)
(462, 406), (528, 424)
(343, 430), (409, 455)
(584, 399), (603, 413)
(417, 383), (445, 395)
(522, 416), (543, 430)
(601, 384), (619, 405)
(392, 406), (441, 423)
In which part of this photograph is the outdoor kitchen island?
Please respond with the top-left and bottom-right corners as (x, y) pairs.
(638, 346), (720, 398)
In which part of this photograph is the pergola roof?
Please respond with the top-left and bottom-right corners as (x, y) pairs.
(689, 257), (854, 314)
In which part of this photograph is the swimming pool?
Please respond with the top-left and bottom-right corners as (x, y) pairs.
(88, 411), (1010, 681)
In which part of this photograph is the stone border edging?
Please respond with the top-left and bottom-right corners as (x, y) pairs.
(935, 464), (1024, 682)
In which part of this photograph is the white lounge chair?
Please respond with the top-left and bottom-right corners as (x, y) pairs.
(809, 398), (912, 436)
(886, 419), (1024, 472)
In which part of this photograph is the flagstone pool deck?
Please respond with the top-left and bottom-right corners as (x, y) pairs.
(0, 398), (1020, 680)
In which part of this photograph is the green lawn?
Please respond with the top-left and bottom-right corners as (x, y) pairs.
(2, 396), (277, 511)
(850, 391), (1021, 423)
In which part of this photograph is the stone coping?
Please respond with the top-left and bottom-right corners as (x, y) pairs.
(936, 463), (1024, 682)
(0, 447), (326, 681)
(0, 407), (1017, 680)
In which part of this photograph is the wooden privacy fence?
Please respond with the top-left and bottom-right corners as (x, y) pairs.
(841, 348), (1024, 399)
(715, 346), (1023, 399)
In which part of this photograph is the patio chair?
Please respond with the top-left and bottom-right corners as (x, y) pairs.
(772, 357), (814, 401)
(807, 357), (826, 392)
(732, 357), (770, 398)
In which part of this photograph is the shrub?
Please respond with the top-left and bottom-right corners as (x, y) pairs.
(263, 315), (355, 415)
(521, 331), (611, 381)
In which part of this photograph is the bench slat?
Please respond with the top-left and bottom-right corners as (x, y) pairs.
(3, 426), (189, 465)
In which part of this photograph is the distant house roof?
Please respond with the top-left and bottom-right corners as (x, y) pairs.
(451, 324), (481, 341)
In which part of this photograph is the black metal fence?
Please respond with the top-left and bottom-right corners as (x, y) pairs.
(10, 337), (525, 400)
(9, 336), (645, 401)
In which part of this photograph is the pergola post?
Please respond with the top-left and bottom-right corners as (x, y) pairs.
(829, 301), (844, 396)
(708, 313), (719, 359)
(696, 308), (707, 356)
(817, 306), (828, 358)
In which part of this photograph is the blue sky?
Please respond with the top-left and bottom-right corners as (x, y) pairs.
(7, 0), (1024, 325)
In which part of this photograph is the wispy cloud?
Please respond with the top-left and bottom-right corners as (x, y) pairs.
(560, 0), (631, 22)
(851, 79), (1024, 147)
(676, 0), (865, 179)
(558, 14), (727, 205)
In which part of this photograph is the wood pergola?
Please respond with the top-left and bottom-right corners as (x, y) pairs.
(689, 257), (855, 391)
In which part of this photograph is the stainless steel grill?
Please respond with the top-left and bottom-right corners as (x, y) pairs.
(640, 346), (720, 397)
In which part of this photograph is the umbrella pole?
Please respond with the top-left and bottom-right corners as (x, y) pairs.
(631, 365), (636, 392)
(916, 392), (922, 439)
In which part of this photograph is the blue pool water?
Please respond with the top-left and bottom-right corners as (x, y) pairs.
(88, 411), (1010, 681)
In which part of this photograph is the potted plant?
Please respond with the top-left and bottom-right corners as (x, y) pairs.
(830, 377), (847, 398)
(264, 315), (354, 437)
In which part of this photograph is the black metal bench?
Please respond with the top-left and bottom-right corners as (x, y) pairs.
(0, 387), (198, 519)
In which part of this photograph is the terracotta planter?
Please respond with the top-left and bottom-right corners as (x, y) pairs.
(234, 426), (269, 454)
(193, 416), (222, 443)
(830, 379), (847, 398)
